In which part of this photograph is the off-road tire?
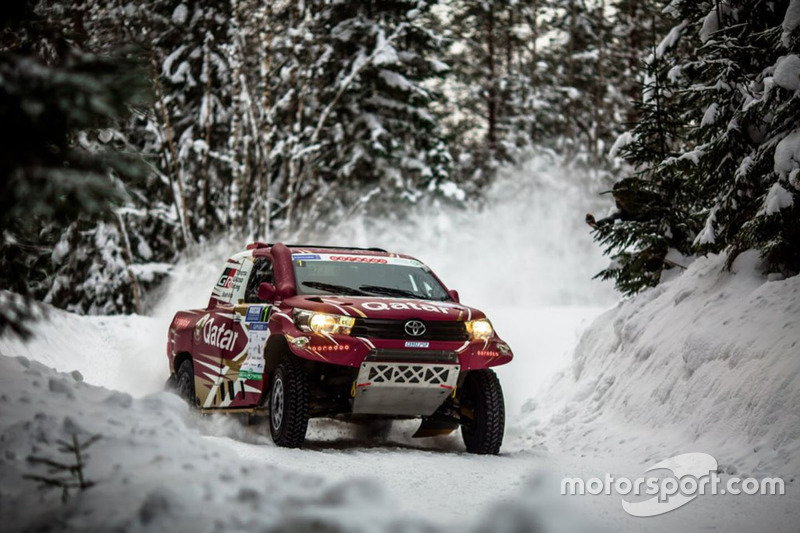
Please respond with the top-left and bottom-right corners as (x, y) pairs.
(269, 357), (310, 448)
(176, 359), (196, 407)
(460, 369), (505, 455)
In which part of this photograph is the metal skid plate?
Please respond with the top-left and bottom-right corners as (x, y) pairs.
(352, 362), (460, 416)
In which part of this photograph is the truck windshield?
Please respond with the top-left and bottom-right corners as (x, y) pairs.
(291, 253), (451, 301)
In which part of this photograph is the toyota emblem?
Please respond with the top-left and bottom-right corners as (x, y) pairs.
(404, 320), (426, 337)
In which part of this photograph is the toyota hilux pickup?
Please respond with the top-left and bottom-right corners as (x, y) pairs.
(166, 242), (513, 454)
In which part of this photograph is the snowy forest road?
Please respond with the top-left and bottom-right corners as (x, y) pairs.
(209, 433), (532, 528)
(3, 272), (798, 531)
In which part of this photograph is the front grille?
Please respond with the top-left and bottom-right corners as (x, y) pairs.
(351, 318), (468, 341)
(365, 349), (458, 364)
(366, 363), (455, 385)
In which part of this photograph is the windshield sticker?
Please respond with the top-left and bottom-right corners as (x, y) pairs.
(292, 253), (424, 268)
(329, 255), (388, 264)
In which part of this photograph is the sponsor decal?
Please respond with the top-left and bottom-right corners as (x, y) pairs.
(329, 255), (388, 264)
(497, 343), (511, 355)
(173, 316), (193, 329)
(202, 318), (239, 351)
(231, 268), (248, 293)
(245, 305), (270, 323)
(405, 341), (430, 348)
(240, 319), (269, 381)
(477, 350), (500, 357)
(194, 314), (210, 342)
(309, 344), (351, 352)
(361, 301), (453, 314)
(217, 267), (238, 289)
(292, 254), (321, 261)
(291, 253), (424, 268)
(239, 370), (262, 381)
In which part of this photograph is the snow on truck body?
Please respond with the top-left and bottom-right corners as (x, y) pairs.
(167, 242), (512, 453)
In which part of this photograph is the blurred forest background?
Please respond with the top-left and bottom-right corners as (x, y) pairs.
(1, 0), (799, 334)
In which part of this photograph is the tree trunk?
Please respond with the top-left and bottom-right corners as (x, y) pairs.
(115, 213), (142, 315)
(593, 0), (606, 168)
(487, 4), (497, 156)
(149, 47), (192, 248)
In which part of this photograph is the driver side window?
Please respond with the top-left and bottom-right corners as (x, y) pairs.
(245, 258), (274, 302)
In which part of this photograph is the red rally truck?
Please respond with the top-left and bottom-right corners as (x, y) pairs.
(166, 242), (513, 454)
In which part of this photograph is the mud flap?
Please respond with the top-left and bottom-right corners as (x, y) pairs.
(412, 418), (459, 438)
(164, 374), (177, 392)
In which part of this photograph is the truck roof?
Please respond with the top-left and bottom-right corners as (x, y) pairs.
(246, 242), (390, 255)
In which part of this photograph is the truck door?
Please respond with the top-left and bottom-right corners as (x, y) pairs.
(194, 254), (250, 408)
(223, 256), (275, 408)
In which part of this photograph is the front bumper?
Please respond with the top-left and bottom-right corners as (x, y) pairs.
(352, 361), (460, 416)
(285, 329), (513, 370)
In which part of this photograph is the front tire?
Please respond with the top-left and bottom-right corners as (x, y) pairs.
(460, 369), (505, 455)
(269, 357), (310, 448)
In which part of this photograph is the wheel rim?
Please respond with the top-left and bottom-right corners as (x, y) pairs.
(271, 376), (284, 430)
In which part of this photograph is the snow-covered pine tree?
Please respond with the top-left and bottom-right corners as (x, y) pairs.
(741, 0), (800, 274)
(597, 0), (800, 293)
(594, 7), (698, 295)
(443, 0), (544, 180)
(269, 0), (454, 237)
(0, 0), (149, 334)
(693, 0), (799, 275)
(137, 0), (239, 242)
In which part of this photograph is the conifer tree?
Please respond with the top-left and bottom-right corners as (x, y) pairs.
(594, 10), (697, 294)
(269, 0), (454, 236)
(0, 0), (148, 335)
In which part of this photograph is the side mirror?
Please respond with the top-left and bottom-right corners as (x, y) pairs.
(448, 289), (460, 303)
(258, 282), (276, 302)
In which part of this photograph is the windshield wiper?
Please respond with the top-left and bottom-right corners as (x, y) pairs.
(301, 281), (367, 296)
(358, 285), (423, 300)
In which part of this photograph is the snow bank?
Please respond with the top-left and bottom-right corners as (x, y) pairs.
(517, 252), (800, 478)
(0, 307), (164, 396)
(0, 354), (426, 532)
(0, 354), (591, 532)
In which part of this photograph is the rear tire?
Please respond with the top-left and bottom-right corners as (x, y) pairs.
(269, 357), (310, 448)
(176, 359), (196, 407)
(460, 369), (505, 455)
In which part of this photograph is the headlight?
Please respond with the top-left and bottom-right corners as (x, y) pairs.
(466, 319), (494, 340)
(293, 309), (355, 335)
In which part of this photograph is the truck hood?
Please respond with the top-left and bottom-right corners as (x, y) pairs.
(282, 295), (485, 321)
